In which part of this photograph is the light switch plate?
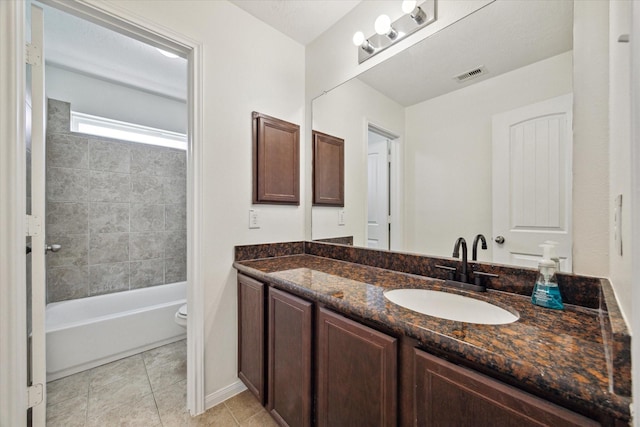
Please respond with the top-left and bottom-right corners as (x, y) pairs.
(338, 209), (345, 226)
(249, 209), (260, 229)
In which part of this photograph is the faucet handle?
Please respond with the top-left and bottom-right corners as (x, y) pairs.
(435, 264), (456, 280)
(473, 271), (499, 287)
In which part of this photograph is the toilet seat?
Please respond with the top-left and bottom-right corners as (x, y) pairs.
(177, 304), (187, 318)
(175, 304), (187, 327)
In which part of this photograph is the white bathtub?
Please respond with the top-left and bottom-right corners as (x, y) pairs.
(46, 282), (186, 381)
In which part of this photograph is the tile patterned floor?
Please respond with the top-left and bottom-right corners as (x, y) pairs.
(46, 340), (275, 426)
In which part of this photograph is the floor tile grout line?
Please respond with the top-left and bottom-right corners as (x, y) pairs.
(141, 347), (164, 426)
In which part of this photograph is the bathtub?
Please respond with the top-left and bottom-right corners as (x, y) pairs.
(46, 281), (186, 381)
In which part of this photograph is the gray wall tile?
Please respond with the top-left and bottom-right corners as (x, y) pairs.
(130, 232), (164, 261)
(131, 204), (164, 232)
(130, 259), (164, 289)
(131, 174), (163, 204)
(47, 134), (88, 169)
(163, 176), (186, 204)
(47, 266), (88, 302)
(47, 234), (88, 267)
(162, 151), (186, 177)
(47, 167), (89, 201)
(46, 99), (186, 302)
(131, 145), (163, 176)
(89, 203), (130, 233)
(47, 202), (88, 235)
(164, 230), (186, 260)
(47, 99), (70, 134)
(89, 139), (130, 173)
(165, 204), (186, 231)
(165, 257), (186, 284)
(89, 263), (130, 296)
(89, 233), (129, 264)
(90, 171), (131, 202)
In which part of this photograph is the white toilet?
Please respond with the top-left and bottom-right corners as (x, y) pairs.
(175, 304), (187, 328)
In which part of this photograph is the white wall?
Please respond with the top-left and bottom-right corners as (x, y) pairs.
(312, 79), (404, 245)
(608, 0), (632, 327)
(45, 64), (188, 133)
(403, 52), (572, 260)
(572, 1), (610, 277)
(96, 0), (306, 402)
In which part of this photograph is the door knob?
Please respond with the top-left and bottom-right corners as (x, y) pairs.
(494, 236), (505, 244)
(46, 244), (61, 253)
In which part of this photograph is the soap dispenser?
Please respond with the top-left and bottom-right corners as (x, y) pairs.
(531, 244), (564, 310)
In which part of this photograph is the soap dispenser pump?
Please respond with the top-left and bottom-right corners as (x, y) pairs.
(531, 244), (564, 310)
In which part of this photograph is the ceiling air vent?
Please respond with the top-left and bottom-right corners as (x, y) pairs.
(454, 66), (488, 83)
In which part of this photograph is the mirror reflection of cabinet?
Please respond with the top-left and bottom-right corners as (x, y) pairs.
(252, 112), (300, 205)
(312, 131), (344, 207)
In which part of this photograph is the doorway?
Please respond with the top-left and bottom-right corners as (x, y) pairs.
(23, 0), (204, 424)
(366, 125), (401, 251)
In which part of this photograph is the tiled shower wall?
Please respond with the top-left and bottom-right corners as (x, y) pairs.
(46, 99), (186, 303)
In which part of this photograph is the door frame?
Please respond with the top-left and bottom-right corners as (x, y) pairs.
(0, 0), (206, 422)
(365, 122), (403, 251)
(0, 1), (28, 425)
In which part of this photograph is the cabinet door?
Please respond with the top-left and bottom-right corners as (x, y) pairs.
(414, 349), (599, 427)
(237, 274), (266, 404)
(268, 288), (313, 427)
(317, 307), (397, 427)
(253, 112), (300, 205)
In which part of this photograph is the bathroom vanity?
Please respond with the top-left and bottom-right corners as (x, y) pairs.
(234, 242), (631, 426)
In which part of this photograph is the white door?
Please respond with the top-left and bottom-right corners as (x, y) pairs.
(28, 4), (48, 425)
(367, 131), (389, 249)
(492, 94), (573, 271)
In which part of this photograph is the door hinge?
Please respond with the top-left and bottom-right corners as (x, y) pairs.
(27, 384), (43, 408)
(25, 43), (42, 66)
(26, 215), (42, 237)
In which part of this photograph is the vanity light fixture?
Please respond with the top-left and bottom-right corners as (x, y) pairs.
(402, 0), (428, 25)
(352, 31), (375, 54)
(374, 14), (398, 40)
(352, 0), (436, 64)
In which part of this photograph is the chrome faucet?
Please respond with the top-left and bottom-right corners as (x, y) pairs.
(472, 234), (487, 261)
(452, 237), (468, 283)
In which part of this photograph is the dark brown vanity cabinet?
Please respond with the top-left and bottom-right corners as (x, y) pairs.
(267, 287), (313, 427)
(237, 274), (266, 404)
(316, 307), (398, 427)
(413, 349), (599, 427)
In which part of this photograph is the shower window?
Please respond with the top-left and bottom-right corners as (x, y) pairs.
(70, 111), (187, 150)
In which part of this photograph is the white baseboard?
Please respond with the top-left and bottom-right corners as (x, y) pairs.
(204, 380), (248, 409)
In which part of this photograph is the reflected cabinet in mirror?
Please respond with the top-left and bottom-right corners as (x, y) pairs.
(311, 0), (574, 271)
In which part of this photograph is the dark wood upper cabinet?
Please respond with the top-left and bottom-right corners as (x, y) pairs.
(253, 112), (300, 205)
(237, 274), (266, 404)
(312, 131), (344, 206)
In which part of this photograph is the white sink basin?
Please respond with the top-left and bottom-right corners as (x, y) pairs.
(384, 289), (518, 325)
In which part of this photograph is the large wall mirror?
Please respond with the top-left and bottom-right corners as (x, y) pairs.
(311, 0), (574, 270)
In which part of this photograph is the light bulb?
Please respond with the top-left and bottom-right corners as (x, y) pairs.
(402, 0), (417, 14)
(352, 31), (365, 47)
(374, 14), (391, 35)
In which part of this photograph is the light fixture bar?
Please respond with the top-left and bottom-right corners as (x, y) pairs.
(357, 0), (436, 64)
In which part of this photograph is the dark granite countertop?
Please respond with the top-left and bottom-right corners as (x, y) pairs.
(233, 253), (631, 422)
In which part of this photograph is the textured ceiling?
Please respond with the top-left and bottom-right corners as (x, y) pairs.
(357, 0), (574, 106)
(229, 0), (362, 45)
